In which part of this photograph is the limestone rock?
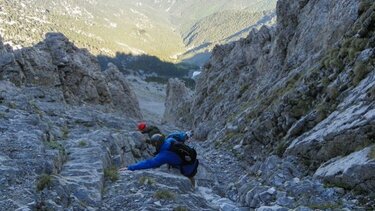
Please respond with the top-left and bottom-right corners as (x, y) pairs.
(0, 33), (142, 118)
(104, 63), (142, 119)
(162, 78), (193, 129)
(314, 145), (375, 193)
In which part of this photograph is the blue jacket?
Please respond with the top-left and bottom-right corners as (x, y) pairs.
(127, 137), (198, 177)
(166, 132), (188, 143)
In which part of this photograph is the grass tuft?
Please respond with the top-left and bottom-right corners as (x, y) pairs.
(104, 166), (119, 182)
(36, 174), (52, 191)
(154, 190), (176, 200)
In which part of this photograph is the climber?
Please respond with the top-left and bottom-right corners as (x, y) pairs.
(121, 133), (199, 187)
(166, 130), (194, 143)
(137, 121), (163, 138)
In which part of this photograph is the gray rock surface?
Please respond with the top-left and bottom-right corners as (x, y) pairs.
(1, 32), (142, 119)
(314, 145), (375, 193)
(104, 63), (142, 118)
(162, 78), (193, 129)
(167, 0), (374, 209)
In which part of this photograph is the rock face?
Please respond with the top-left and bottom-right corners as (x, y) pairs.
(162, 78), (193, 129)
(177, 0), (375, 209)
(314, 145), (375, 193)
(104, 63), (142, 117)
(0, 33), (142, 119)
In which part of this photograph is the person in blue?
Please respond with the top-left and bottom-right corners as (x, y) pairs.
(124, 133), (199, 187)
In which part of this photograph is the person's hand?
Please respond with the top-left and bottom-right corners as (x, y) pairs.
(119, 167), (132, 173)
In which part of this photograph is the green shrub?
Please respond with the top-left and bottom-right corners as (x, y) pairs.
(104, 166), (119, 182)
(36, 174), (52, 191)
(45, 140), (65, 153)
(139, 176), (155, 185)
(61, 126), (69, 140)
(154, 190), (175, 200)
(78, 140), (87, 147)
(353, 61), (370, 85)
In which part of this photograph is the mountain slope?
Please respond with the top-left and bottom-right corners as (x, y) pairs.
(0, 0), (276, 62)
(0, 0), (185, 59)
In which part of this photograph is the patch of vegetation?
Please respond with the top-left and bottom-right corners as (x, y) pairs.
(353, 61), (370, 85)
(275, 140), (289, 157)
(45, 140), (65, 153)
(325, 181), (352, 190)
(139, 176), (155, 185)
(0, 112), (6, 119)
(174, 206), (189, 211)
(7, 101), (16, 109)
(154, 190), (176, 200)
(29, 100), (44, 116)
(239, 84), (250, 97)
(78, 140), (87, 147)
(61, 125), (69, 140)
(36, 174), (52, 191)
(145, 76), (168, 85)
(359, 0), (373, 15)
(369, 145), (375, 159)
(98, 53), (196, 78)
(104, 166), (119, 182)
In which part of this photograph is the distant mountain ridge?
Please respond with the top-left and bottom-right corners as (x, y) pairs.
(0, 0), (276, 64)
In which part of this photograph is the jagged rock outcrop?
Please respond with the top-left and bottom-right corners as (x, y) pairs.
(162, 78), (193, 129)
(0, 36), (25, 86)
(177, 0), (375, 209)
(0, 33), (142, 119)
(104, 63), (142, 117)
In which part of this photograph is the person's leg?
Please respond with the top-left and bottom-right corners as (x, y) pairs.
(189, 177), (195, 188)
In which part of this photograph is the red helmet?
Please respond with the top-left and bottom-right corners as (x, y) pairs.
(137, 122), (146, 131)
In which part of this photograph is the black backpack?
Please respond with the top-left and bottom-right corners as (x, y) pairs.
(170, 142), (197, 165)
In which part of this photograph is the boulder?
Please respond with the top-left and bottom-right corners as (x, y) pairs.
(314, 145), (375, 192)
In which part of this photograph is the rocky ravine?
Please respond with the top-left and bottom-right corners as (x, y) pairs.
(0, 33), (251, 210)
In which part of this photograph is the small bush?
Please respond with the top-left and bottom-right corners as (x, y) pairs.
(104, 166), (119, 182)
(36, 174), (52, 191)
(154, 190), (175, 200)
(61, 126), (69, 140)
(353, 61), (370, 85)
(45, 140), (65, 153)
(78, 140), (87, 147)
(139, 176), (155, 185)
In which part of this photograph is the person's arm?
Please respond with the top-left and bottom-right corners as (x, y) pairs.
(167, 132), (188, 143)
(127, 153), (169, 171)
